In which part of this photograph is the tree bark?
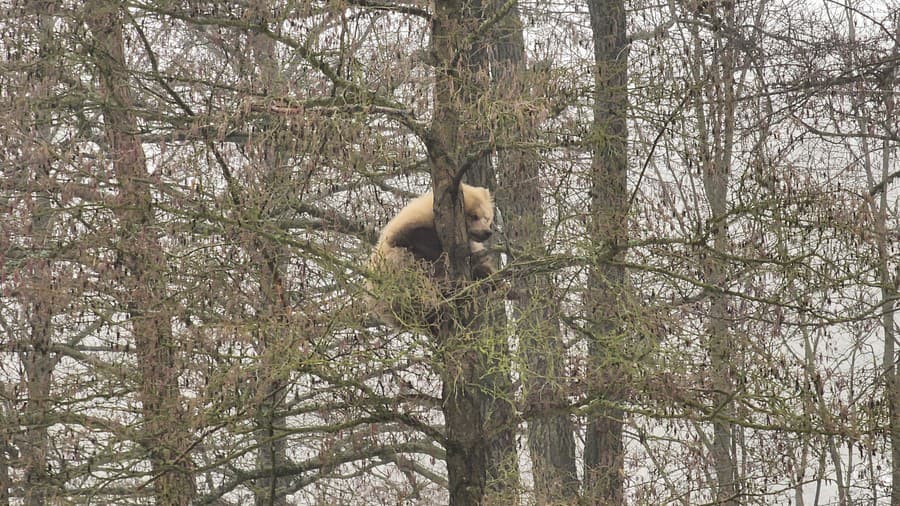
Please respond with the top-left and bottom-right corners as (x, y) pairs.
(490, 2), (578, 503)
(869, 17), (898, 505)
(245, 2), (290, 503)
(16, 11), (59, 505)
(86, 2), (195, 503)
(458, 3), (520, 498)
(428, 0), (534, 502)
(432, 172), (489, 506)
(871, 22), (898, 505)
(584, 0), (629, 503)
(253, 252), (290, 506)
(686, 2), (740, 501)
(430, 2), (489, 504)
(20, 179), (54, 506)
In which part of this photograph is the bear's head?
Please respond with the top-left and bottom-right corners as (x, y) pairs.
(463, 184), (494, 243)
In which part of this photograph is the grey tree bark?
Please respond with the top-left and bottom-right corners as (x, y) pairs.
(861, 18), (899, 505)
(685, 3), (740, 502)
(848, 11), (899, 503)
(584, 0), (629, 503)
(460, 3), (521, 497)
(430, 2), (490, 503)
(19, 142), (54, 506)
(86, 2), (196, 503)
(245, 2), (291, 503)
(489, 2), (578, 503)
(16, 10), (59, 505)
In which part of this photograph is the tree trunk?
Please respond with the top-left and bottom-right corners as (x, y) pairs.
(20, 195), (54, 506)
(584, 0), (629, 503)
(490, 2), (578, 503)
(430, 2), (489, 504)
(253, 224), (290, 506)
(17, 12), (58, 504)
(461, 3), (520, 497)
(872, 18), (898, 506)
(432, 172), (489, 506)
(687, 2), (739, 501)
(86, 2), (195, 503)
(245, 2), (290, 503)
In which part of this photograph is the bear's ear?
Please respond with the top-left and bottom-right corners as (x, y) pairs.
(393, 225), (443, 263)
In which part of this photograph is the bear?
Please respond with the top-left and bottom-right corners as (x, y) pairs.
(366, 183), (498, 329)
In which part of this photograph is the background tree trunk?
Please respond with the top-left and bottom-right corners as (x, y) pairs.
(16, 10), (59, 505)
(685, 2), (741, 501)
(19, 150), (54, 506)
(245, 2), (291, 503)
(584, 0), (629, 503)
(490, 2), (578, 503)
(848, 10), (899, 503)
(86, 2), (195, 503)
(461, 3), (520, 497)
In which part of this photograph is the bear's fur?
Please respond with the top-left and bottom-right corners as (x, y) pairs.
(367, 184), (497, 329)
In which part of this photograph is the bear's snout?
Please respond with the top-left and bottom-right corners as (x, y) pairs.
(470, 229), (492, 242)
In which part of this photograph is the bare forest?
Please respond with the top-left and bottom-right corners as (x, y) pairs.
(1, 0), (898, 504)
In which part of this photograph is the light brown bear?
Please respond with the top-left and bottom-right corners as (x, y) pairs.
(367, 184), (497, 329)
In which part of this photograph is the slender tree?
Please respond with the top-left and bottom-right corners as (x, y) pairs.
(85, 2), (195, 502)
(490, 1), (579, 502)
(243, 3), (292, 503)
(15, 9), (60, 505)
(845, 8), (899, 501)
(584, 0), (629, 502)
(681, 0), (742, 501)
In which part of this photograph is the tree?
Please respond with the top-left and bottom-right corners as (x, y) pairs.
(86, 1), (196, 502)
(13, 8), (60, 504)
(584, 0), (629, 502)
(2, 1), (899, 504)
(844, 7), (899, 501)
(428, 1), (503, 502)
(490, 2), (579, 502)
(683, 0), (741, 500)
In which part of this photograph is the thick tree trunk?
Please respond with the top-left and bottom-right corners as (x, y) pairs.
(461, 4), (520, 497)
(430, 0), (535, 502)
(86, 2), (195, 503)
(502, 156), (578, 503)
(584, 0), (629, 503)
(432, 173), (489, 506)
(430, 2), (489, 504)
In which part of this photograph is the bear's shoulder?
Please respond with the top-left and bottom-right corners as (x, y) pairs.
(389, 224), (443, 263)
